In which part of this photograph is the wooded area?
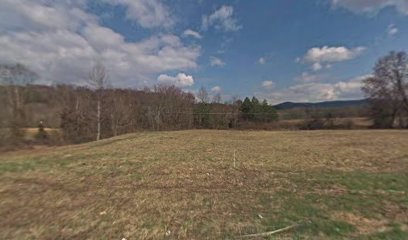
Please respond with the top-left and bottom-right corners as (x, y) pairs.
(0, 82), (278, 145)
(0, 51), (407, 147)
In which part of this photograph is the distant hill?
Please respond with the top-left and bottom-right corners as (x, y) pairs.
(274, 99), (368, 110)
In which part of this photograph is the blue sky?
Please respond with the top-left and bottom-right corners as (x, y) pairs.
(0, 0), (407, 103)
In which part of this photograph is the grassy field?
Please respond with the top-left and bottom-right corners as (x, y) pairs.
(276, 117), (372, 129)
(0, 130), (407, 239)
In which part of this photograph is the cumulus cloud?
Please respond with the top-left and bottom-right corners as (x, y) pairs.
(210, 56), (226, 67)
(332, 75), (367, 97)
(387, 24), (399, 36)
(261, 81), (274, 89)
(0, 0), (200, 87)
(257, 74), (371, 104)
(0, 0), (93, 32)
(332, 0), (408, 15)
(183, 29), (202, 39)
(202, 5), (242, 32)
(211, 86), (222, 93)
(157, 73), (194, 87)
(102, 0), (174, 28)
(303, 46), (366, 64)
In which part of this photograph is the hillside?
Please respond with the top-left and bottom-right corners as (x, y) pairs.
(1, 130), (408, 239)
(274, 99), (368, 110)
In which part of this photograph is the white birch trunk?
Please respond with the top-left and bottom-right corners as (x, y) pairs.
(96, 98), (101, 141)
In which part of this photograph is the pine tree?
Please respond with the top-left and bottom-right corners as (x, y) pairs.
(240, 97), (252, 120)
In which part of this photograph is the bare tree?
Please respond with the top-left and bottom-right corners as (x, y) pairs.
(362, 51), (408, 128)
(212, 93), (222, 104)
(0, 63), (38, 142)
(88, 62), (109, 141)
(197, 86), (209, 103)
(58, 85), (95, 143)
(230, 96), (241, 128)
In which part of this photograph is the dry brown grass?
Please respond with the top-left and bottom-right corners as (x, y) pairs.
(277, 117), (373, 129)
(0, 130), (407, 239)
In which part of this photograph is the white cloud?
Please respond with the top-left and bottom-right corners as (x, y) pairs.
(183, 29), (203, 39)
(332, 75), (367, 95)
(210, 56), (226, 67)
(262, 81), (274, 89)
(157, 73), (194, 87)
(258, 57), (266, 64)
(303, 46), (366, 64)
(0, 0), (93, 32)
(291, 83), (337, 101)
(102, 0), (174, 28)
(313, 63), (333, 71)
(325, 74), (371, 100)
(257, 74), (371, 104)
(332, 0), (408, 15)
(295, 72), (326, 83)
(312, 62), (323, 71)
(0, 0), (200, 87)
(202, 5), (242, 32)
(388, 24), (399, 36)
(211, 86), (222, 93)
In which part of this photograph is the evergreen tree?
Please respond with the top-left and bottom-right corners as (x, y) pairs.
(240, 97), (252, 120)
(239, 97), (278, 123)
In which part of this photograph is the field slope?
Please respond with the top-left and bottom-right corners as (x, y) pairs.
(1, 130), (408, 239)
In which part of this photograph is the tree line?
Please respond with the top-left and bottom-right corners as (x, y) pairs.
(0, 50), (407, 146)
(0, 63), (278, 145)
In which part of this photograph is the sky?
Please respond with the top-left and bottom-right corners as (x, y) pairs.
(0, 0), (407, 104)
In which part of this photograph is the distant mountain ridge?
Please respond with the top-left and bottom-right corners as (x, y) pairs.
(273, 99), (368, 110)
